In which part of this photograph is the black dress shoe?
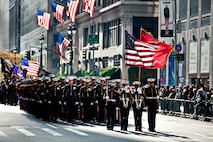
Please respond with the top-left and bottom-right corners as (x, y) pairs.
(149, 128), (156, 132)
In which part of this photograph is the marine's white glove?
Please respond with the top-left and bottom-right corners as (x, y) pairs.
(106, 96), (109, 100)
(137, 88), (142, 94)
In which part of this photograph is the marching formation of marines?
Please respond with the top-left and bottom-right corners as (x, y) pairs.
(16, 74), (158, 132)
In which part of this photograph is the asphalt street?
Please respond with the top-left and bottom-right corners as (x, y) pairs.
(0, 104), (213, 142)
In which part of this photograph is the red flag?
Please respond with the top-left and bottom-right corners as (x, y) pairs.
(153, 42), (173, 68)
(140, 29), (174, 68)
(140, 28), (158, 43)
(83, 0), (96, 17)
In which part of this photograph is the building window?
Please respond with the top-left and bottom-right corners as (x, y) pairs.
(52, 59), (59, 68)
(102, 57), (108, 68)
(97, 0), (101, 6)
(90, 24), (96, 34)
(103, 0), (121, 7)
(201, 16), (210, 26)
(103, 23), (109, 49)
(181, 22), (187, 31)
(179, 0), (187, 20)
(103, 19), (121, 49)
(53, 34), (58, 45)
(190, 0), (198, 17)
(62, 63), (66, 73)
(83, 27), (89, 47)
(109, 20), (118, 47)
(118, 20), (121, 45)
(189, 19), (198, 29)
(113, 55), (120, 67)
(202, 0), (211, 14)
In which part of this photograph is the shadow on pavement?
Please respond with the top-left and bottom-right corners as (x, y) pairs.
(112, 129), (191, 141)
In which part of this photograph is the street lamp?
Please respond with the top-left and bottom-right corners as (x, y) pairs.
(67, 24), (76, 76)
(13, 47), (17, 64)
(39, 34), (44, 70)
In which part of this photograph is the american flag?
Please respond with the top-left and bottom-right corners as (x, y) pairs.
(125, 31), (157, 68)
(67, 0), (80, 23)
(83, 0), (96, 17)
(57, 33), (70, 60)
(37, 9), (51, 30)
(51, 1), (65, 25)
(22, 58), (40, 77)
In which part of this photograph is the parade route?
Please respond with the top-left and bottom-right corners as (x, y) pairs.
(1, 104), (213, 142)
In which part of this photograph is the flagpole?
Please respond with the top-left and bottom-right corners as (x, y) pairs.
(139, 26), (143, 82)
(138, 67), (141, 82)
(122, 20), (128, 81)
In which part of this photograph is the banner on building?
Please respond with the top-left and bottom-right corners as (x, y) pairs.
(200, 40), (210, 73)
(160, 0), (174, 37)
(169, 51), (175, 86)
(189, 42), (197, 74)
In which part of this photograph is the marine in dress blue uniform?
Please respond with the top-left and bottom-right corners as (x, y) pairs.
(65, 76), (77, 123)
(144, 78), (158, 132)
(132, 81), (144, 132)
(49, 78), (61, 122)
(96, 77), (106, 123)
(105, 83), (119, 130)
(120, 80), (131, 131)
(80, 79), (93, 122)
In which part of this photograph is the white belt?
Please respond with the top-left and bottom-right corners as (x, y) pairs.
(146, 97), (157, 99)
(109, 99), (116, 102)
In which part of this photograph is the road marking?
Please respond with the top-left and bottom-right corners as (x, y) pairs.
(0, 131), (7, 137)
(64, 127), (89, 136)
(194, 133), (213, 140)
(10, 126), (29, 129)
(41, 128), (63, 136)
(46, 123), (57, 129)
(16, 128), (35, 136)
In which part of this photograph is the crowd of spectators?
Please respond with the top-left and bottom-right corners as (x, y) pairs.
(158, 84), (213, 119)
(158, 84), (213, 101)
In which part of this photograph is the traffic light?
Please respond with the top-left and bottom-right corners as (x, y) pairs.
(31, 50), (36, 58)
(82, 50), (87, 60)
(25, 50), (31, 60)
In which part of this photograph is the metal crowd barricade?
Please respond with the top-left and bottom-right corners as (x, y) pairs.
(158, 98), (213, 121)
